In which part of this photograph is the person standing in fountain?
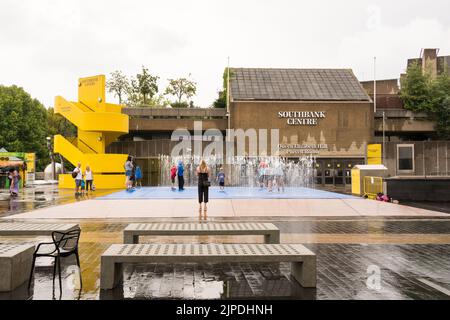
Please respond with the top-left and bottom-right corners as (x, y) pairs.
(258, 160), (267, 190)
(177, 160), (185, 191)
(216, 167), (225, 192)
(196, 159), (210, 220)
(135, 164), (143, 188)
(274, 162), (285, 193)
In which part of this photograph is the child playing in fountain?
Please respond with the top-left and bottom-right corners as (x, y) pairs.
(170, 164), (177, 191)
(217, 167), (225, 191)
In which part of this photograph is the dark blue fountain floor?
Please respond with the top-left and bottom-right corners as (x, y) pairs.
(97, 187), (359, 200)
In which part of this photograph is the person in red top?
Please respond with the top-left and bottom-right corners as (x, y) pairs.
(170, 164), (177, 191)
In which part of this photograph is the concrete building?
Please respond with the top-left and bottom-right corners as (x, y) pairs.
(107, 50), (449, 187)
(109, 68), (374, 187)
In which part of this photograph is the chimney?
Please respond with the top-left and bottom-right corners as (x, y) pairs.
(421, 48), (439, 79)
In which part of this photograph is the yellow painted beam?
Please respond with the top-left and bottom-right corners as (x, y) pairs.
(55, 97), (128, 133)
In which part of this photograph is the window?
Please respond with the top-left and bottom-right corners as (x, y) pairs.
(397, 144), (414, 172)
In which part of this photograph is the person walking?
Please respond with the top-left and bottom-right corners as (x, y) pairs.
(9, 169), (20, 197)
(170, 163), (177, 191)
(73, 163), (83, 195)
(124, 156), (134, 191)
(177, 160), (185, 191)
(196, 159), (210, 220)
(85, 165), (94, 193)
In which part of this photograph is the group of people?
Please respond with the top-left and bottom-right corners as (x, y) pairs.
(72, 163), (95, 195)
(7, 169), (21, 197)
(124, 156), (143, 191)
(258, 160), (285, 193)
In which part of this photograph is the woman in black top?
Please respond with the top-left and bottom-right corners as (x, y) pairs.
(196, 159), (210, 220)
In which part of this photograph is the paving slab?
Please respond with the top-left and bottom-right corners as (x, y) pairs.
(3, 198), (447, 219)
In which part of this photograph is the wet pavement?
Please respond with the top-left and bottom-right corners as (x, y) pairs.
(0, 185), (449, 300)
(0, 185), (116, 218)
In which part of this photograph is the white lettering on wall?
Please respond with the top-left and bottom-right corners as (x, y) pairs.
(278, 111), (326, 126)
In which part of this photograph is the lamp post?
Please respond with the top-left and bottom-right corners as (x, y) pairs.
(46, 137), (56, 181)
(373, 56), (377, 113)
(382, 111), (386, 165)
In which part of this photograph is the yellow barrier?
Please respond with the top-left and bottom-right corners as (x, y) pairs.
(363, 176), (383, 199)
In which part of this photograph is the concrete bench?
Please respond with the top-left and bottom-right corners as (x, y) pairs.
(123, 223), (280, 244)
(0, 244), (35, 291)
(100, 243), (316, 290)
(0, 223), (79, 239)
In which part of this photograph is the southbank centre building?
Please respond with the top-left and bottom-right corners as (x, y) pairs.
(109, 68), (373, 187)
(108, 49), (450, 190)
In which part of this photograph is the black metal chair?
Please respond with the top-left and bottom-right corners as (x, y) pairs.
(28, 228), (82, 295)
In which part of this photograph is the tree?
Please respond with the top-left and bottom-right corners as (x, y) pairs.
(148, 94), (171, 108)
(106, 70), (129, 104)
(0, 85), (49, 170)
(400, 62), (432, 112)
(434, 96), (450, 139)
(213, 68), (232, 108)
(401, 63), (450, 139)
(132, 66), (159, 105)
(429, 70), (450, 139)
(46, 107), (77, 138)
(164, 77), (197, 107)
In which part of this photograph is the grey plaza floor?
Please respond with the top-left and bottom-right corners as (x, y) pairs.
(0, 185), (449, 300)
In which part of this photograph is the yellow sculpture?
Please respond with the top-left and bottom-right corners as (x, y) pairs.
(54, 75), (129, 189)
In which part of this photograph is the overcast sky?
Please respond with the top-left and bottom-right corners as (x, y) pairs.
(1, 0), (449, 108)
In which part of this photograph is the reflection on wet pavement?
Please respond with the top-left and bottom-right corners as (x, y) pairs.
(0, 185), (116, 218)
(0, 185), (449, 300)
(1, 222), (449, 300)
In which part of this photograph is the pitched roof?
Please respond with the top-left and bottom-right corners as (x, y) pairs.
(229, 68), (371, 102)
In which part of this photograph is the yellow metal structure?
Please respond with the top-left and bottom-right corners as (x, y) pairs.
(351, 169), (361, 195)
(54, 75), (129, 189)
(367, 144), (382, 165)
(363, 176), (383, 199)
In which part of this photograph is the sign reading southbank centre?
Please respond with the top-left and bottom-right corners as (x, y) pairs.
(277, 111), (328, 154)
(278, 111), (326, 125)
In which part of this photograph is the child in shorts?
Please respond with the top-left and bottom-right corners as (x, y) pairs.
(217, 167), (225, 191)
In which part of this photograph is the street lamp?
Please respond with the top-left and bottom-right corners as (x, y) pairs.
(382, 111), (386, 165)
(46, 137), (56, 181)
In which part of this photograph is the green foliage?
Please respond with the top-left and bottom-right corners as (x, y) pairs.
(170, 101), (189, 108)
(401, 63), (450, 139)
(138, 94), (171, 108)
(106, 70), (129, 104)
(164, 77), (197, 105)
(429, 71), (450, 139)
(213, 92), (226, 108)
(213, 68), (232, 108)
(130, 66), (159, 105)
(46, 107), (77, 138)
(434, 96), (450, 139)
(0, 85), (49, 170)
(400, 62), (432, 112)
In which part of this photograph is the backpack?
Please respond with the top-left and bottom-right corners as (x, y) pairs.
(72, 171), (78, 179)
